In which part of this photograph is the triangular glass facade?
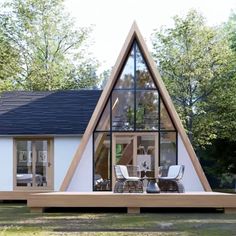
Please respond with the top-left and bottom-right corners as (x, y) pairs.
(136, 45), (156, 89)
(115, 45), (134, 89)
(93, 40), (177, 191)
(96, 41), (176, 132)
(160, 99), (175, 130)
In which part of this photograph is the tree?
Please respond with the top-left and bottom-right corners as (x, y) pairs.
(99, 69), (111, 89)
(0, 0), (99, 90)
(225, 11), (236, 52)
(0, 29), (21, 91)
(197, 12), (236, 144)
(151, 10), (234, 147)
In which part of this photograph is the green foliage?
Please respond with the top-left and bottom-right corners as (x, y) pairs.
(99, 69), (111, 89)
(197, 139), (236, 190)
(0, 29), (21, 91)
(0, 0), (99, 90)
(152, 10), (235, 147)
(224, 11), (236, 52)
(214, 11), (236, 141)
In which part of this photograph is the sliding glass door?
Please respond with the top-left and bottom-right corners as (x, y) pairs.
(112, 133), (158, 189)
(14, 139), (53, 190)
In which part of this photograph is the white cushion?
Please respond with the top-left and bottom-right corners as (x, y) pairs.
(126, 177), (140, 181)
(119, 165), (129, 179)
(167, 165), (181, 178)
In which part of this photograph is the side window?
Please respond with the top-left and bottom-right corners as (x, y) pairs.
(15, 139), (53, 189)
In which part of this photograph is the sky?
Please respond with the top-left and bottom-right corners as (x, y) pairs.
(65, 0), (236, 73)
(0, 0), (235, 72)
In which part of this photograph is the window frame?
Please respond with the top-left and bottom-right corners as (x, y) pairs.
(13, 137), (54, 191)
(93, 40), (178, 191)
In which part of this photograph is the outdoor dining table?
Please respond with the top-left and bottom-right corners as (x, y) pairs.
(142, 177), (160, 193)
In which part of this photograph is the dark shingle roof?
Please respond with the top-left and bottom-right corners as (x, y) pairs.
(0, 90), (102, 135)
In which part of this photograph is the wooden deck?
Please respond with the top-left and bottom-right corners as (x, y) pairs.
(0, 191), (50, 201)
(27, 191), (236, 214)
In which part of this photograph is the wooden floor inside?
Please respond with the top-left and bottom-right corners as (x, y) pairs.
(27, 191), (236, 213)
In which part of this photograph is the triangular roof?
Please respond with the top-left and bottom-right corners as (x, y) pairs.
(60, 22), (211, 192)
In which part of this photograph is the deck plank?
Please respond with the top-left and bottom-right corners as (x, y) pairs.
(27, 191), (236, 211)
(0, 191), (49, 200)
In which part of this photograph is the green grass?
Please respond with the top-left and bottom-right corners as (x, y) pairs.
(0, 203), (236, 235)
(213, 189), (236, 194)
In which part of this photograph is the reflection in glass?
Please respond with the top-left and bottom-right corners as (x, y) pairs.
(96, 99), (110, 131)
(160, 132), (177, 170)
(16, 140), (49, 188)
(160, 100), (175, 130)
(35, 141), (48, 187)
(115, 135), (133, 165)
(136, 91), (159, 130)
(136, 44), (155, 89)
(16, 141), (32, 187)
(115, 45), (134, 89)
(92, 40), (179, 192)
(136, 135), (155, 178)
(94, 132), (111, 191)
(112, 90), (134, 130)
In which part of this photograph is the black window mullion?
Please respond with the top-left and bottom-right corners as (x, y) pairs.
(158, 132), (161, 167)
(92, 132), (95, 191)
(158, 91), (161, 131)
(176, 131), (178, 165)
(109, 98), (112, 190)
(134, 41), (137, 131)
(158, 90), (161, 167)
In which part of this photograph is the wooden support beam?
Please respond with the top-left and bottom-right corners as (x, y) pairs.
(30, 207), (44, 213)
(127, 207), (140, 214)
(224, 208), (236, 214)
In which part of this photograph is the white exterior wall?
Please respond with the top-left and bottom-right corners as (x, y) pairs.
(0, 136), (81, 192)
(0, 137), (13, 191)
(0, 134), (204, 192)
(67, 136), (92, 192)
(178, 134), (204, 191)
(54, 137), (81, 191)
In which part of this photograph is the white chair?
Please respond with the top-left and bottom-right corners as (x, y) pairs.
(159, 165), (185, 192)
(114, 165), (143, 193)
(94, 174), (110, 190)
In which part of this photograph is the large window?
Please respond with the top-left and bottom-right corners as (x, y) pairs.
(136, 134), (157, 178)
(160, 132), (177, 169)
(112, 91), (135, 130)
(93, 132), (111, 191)
(136, 91), (159, 130)
(111, 42), (161, 131)
(14, 139), (53, 190)
(93, 40), (177, 191)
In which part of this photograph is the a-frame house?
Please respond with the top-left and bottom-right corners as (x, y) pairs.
(60, 22), (211, 193)
(1, 21), (236, 212)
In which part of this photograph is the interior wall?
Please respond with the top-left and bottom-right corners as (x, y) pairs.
(54, 136), (81, 191)
(0, 137), (13, 191)
(178, 134), (204, 191)
(67, 136), (93, 192)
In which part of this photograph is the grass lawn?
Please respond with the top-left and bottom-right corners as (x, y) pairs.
(0, 203), (236, 235)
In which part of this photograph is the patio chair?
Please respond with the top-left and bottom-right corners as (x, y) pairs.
(114, 165), (143, 193)
(94, 174), (110, 190)
(158, 165), (185, 193)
